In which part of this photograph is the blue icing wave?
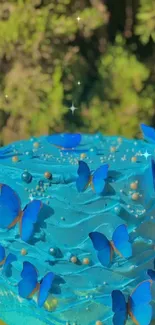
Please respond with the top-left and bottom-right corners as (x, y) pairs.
(0, 133), (154, 324)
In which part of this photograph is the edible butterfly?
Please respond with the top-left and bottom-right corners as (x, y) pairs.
(0, 184), (42, 242)
(140, 123), (155, 143)
(18, 261), (55, 307)
(112, 280), (152, 325)
(89, 224), (132, 267)
(46, 133), (81, 149)
(0, 244), (17, 275)
(151, 159), (155, 191)
(147, 258), (155, 281)
(0, 146), (12, 157)
(76, 160), (109, 194)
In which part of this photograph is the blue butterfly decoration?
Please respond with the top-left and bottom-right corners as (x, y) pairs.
(89, 224), (132, 267)
(46, 133), (81, 149)
(76, 160), (109, 194)
(18, 261), (55, 307)
(147, 258), (155, 281)
(112, 280), (152, 325)
(0, 184), (42, 242)
(0, 146), (12, 157)
(151, 159), (155, 191)
(0, 244), (17, 275)
(140, 123), (155, 143)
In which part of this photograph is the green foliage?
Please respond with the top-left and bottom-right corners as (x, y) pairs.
(0, 0), (155, 143)
(135, 0), (155, 44)
(82, 35), (155, 137)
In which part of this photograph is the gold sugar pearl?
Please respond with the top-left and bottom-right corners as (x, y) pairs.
(80, 153), (86, 159)
(131, 156), (137, 163)
(12, 156), (19, 163)
(110, 146), (116, 153)
(33, 142), (40, 148)
(130, 182), (138, 190)
(44, 171), (52, 179)
(96, 321), (103, 325)
(131, 193), (139, 200)
(82, 257), (90, 265)
(21, 248), (27, 256)
(70, 256), (78, 264)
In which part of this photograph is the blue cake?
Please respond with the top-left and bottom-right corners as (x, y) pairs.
(0, 128), (155, 325)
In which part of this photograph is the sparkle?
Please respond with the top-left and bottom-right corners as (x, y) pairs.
(140, 150), (152, 160)
(121, 155), (126, 161)
(69, 103), (78, 115)
(77, 16), (81, 22)
(77, 81), (81, 85)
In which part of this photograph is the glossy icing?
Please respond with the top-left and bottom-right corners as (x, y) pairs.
(0, 133), (154, 325)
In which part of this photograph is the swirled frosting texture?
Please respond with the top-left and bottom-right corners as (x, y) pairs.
(0, 134), (155, 325)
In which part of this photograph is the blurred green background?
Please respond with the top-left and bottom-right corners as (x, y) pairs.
(0, 0), (155, 144)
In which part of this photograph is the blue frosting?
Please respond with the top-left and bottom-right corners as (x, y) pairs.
(0, 134), (155, 325)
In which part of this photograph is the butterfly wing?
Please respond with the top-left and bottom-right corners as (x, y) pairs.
(0, 146), (12, 157)
(89, 232), (111, 266)
(0, 184), (21, 228)
(112, 224), (132, 258)
(112, 290), (127, 325)
(130, 280), (152, 305)
(151, 159), (155, 191)
(0, 244), (5, 265)
(38, 272), (55, 307)
(20, 200), (42, 242)
(147, 269), (155, 281)
(18, 262), (38, 298)
(46, 133), (81, 149)
(76, 161), (91, 192)
(92, 164), (109, 194)
(130, 304), (152, 325)
(129, 280), (152, 325)
(18, 278), (38, 299)
(21, 261), (38, 279)
(3, 253), (17, 275)
(140, 123), (155, 143)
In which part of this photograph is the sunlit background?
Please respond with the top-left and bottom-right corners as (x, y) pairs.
(0, 0), (155, 145)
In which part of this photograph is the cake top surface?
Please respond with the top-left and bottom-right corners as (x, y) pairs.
(0, 132), (155, 325)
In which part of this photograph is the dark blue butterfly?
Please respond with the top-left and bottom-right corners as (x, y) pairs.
(76, 160), (109, 194)
(47, 133), (81, 149)
(0, 244), (17, 275)
(0, 146), (12, 157)
(0, 184), (42, 242)
(140, 123), (155, 143)
(18, 261), (55, 307)
(89, 224), (132, 267)
(112, 280), (152, 325)
(151, 159), (155, 191)
(147, 258), (155, 281)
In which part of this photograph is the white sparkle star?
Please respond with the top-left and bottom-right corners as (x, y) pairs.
(121, 155), (126, 161)
(140, 150), (152, 160)
(29, 194), (34, 201)
(77, 16), (81, 22)
(69, 103), (78, 115)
